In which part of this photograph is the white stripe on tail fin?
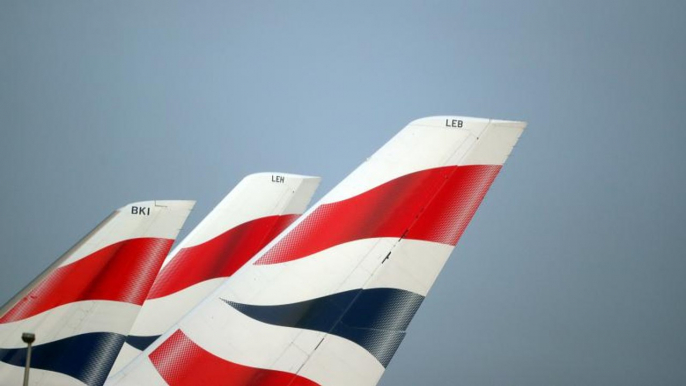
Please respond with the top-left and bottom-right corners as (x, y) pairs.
(108, 116), (525, 386)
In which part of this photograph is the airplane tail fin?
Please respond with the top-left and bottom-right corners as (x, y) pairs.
(109, 116), (525, 386)
(110, 174), (320, 374)
(0, 200), (194, 386)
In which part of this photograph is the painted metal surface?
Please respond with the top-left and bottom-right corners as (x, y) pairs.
(0, 200), (195, 386)
(108, 116), (525, 386)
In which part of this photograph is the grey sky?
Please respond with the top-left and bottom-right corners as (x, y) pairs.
(1, 1), (685, 385)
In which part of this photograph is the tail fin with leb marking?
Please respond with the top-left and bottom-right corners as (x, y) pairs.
(108, 116), (525, 386)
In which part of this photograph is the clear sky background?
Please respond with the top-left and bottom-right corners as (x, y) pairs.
(1, 1), (685, 385)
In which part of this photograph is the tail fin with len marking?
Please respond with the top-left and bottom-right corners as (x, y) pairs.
(109, 173), (320, 375)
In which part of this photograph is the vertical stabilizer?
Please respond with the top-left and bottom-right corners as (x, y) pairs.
(0, 200), (194, 386)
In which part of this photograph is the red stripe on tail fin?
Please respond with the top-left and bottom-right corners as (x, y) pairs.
(0, 237), (174, 323)
(150, 330), (319, 386)
(148, 214), (298, 299)
(256, 165), (500, 265)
